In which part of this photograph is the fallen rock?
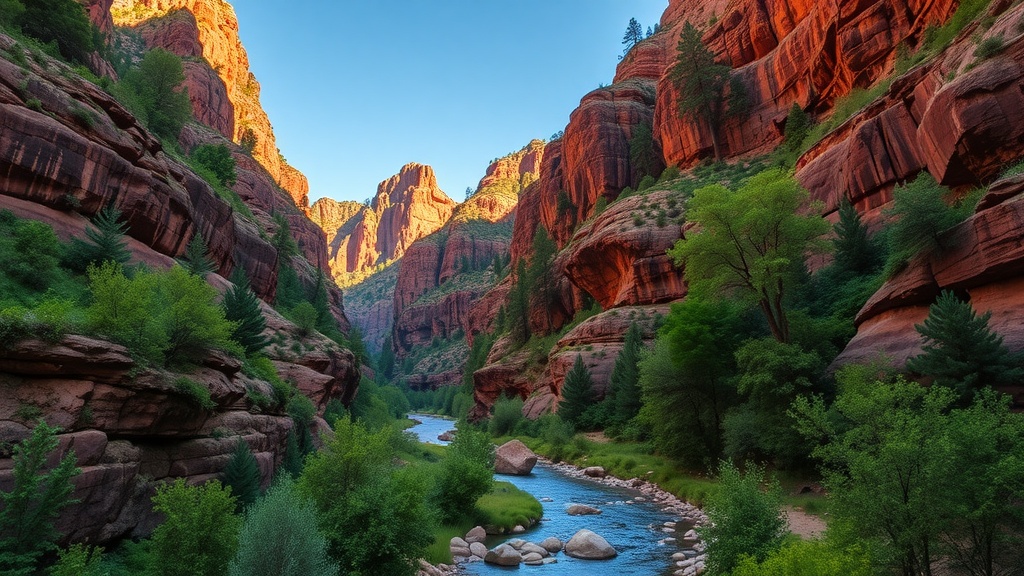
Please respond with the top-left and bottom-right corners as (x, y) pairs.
(494, 439), (538, 475)
(465, 526), (487, 543)
(583, 466), (606, 478)
(567, 504), (603, 516)
(484, 544), (522, 566)
(565, 529), (618, 560)
(539, 537), (564, 553)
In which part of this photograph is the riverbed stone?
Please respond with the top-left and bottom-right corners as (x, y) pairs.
(450, 536), (468, 548)
(566, 504), (602, 516)
(583, 466), (606, 478)
(466, 526), (487, 543)
(451, 545), (471, 558)
(494, 439), (538, 475)
(469, 542), (488, 558)
(484, 544), (522, 566)
(512, 524), (526, 533)
(565, 529), (618, 559)
(539, 537), (563, 553)
(523, 552), (545, 565)
(520, 542), (549, 557)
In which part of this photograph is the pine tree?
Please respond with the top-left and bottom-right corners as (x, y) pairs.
(178, 232), (217, 277)
(506, 259), (530, 344)
(622, 17), (644, 53)
(0, 421), (80, 576)
(906, 291), (1024, 404)
(222, 268), (267, 357)
(271, 214), (299, 259)
(311, 268), (335, 335)
(611, 322), (644, 425)
(281, 429), (304, 478)
(222, 439), (261, 511)
(833, 199), (879, 275)
(670, 22), (738, 162)
(559, 355), (595, 429)
(65, 207), (131, 271)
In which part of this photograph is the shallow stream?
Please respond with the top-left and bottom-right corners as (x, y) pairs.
(408, 414), (686, 576)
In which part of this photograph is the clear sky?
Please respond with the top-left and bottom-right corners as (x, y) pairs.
(231, 1), (668, 204)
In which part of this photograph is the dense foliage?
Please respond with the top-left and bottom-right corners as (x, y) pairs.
(150, 479), (241, 576)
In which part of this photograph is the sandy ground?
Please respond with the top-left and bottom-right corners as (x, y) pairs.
(783, 505), (827, 539)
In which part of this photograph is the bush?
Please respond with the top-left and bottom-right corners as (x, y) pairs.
(173, 377), (215, 410)
(51, 544), (106, 576)
(431, 426), (495, 524)
(15, 0), (96, 64)
(228, 478), (338, 576)
(118, 48), (192, 141)
(700, 462), (787, 575)
(975, 35), (1005, 59)
(0, 211), (63, 291)
(488, 395), (524, 437)
(189, 144), (237, 187)
(884, 173), (975, 274)
(149, 479), (240, 576)
(732, 538), (872, 576)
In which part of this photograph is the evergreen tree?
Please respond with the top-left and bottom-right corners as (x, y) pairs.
(65, 206), (131, 272)
(123, 48), (193, 141)
(271, 214), (299, 259)
(0, 421), (80, 576)
(629, 122), (659, 179)
(670, 22), (741, 162)
(906, 290), (1024, 403)
(178, 232), (217, 277)
(506, 259), (530, 344)
(228, 478), (339, 576)
(622, 17), (644, 53)
(611, 322), (644, 426)
(783, 103), (811, 152)
(222, 439), (261, 511)
(559, 355), (595, 429)
(377, 335), (396, 381)
(281, 429), (304, 478)
(833, 199), (879, 275)
(222, 268), (267, 357)
(311, 268), (335, 335)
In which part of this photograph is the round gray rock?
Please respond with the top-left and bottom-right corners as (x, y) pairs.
(565, 529), (618, 560)
(484, 544), (522, 566)
(450, 536), (468, 548)
(450, 546), (471, 558)
(539, 537), (563, 553)
(583, 466), (606, 478)
(494, 439), (538, 475)
(520, 542), (549, 557)
(465, 526), (487, 543)
(469, 542), (488, 558)
(566, 504), (603, 516)
(523, 552), (545, 565)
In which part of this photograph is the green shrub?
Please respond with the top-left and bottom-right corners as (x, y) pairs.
(732, 538), (872, 576)
(884, 173), (977, 274)
(488, 395), (524, 437)
(15, 0), (97, 64)
(0, 210), (63, 292)
(431, 426), (495, 524)
(189, 144), (237, 187)
(51, 544), (106, 576)
(173, 377), (215, 410)
(118, 48), (192, 141)
(974, 35), (1005, 59)
(149, 479), (240, 576)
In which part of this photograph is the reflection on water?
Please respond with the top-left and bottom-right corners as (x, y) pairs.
(408, 414), (682, 576)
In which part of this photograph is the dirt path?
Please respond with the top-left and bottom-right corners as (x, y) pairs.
(783, 505), (827, 538)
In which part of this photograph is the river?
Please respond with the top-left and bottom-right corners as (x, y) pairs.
(408, 414), (690, 576)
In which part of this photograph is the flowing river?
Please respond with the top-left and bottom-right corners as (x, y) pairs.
(408, 414), (692, 576)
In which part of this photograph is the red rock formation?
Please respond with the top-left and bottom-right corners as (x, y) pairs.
(653, 0), (958, 168)
(111, 0), (309, 203)
(83, 0), (115, 35)
(558, 187), (687, 309)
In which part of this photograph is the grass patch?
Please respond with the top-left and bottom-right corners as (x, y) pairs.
(476, 481), (543, 531)
(173, 376), (216, 410)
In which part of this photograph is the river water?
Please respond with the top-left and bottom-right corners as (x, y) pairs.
(408, 414), (686, 576)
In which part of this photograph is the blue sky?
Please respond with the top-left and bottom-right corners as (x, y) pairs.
(232, 1), (668, 204)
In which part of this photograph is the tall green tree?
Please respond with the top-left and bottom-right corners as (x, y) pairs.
(629, 122), (660, 180)
(906, 290), (1024, 404)
(506, 259), (530, 344)
(610, 322), (644, 427)
(668, 168), (828, 343)
(149, 479), (241, 576)
(622, 17), (644, 53)
(670, 22), (742, 162)
(178, 232), (217, 277)
(128, 48), (192, 141)
(0, 421), (80, 576)
(885, 173), (972, 269)
(17, 0), (96, 64)
(222, 268), (267, 357)
(228, 478), (339, 576)
(558, 355), (595, 429)
(65, 207), (131, 272)
(222, 439), (261, 512)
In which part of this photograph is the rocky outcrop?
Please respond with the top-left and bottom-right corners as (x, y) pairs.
(494, 439), (538, 475)
(654, 0), (958, 168)
(0, 315), (358, 544)
(558, 187), (686, 309)
(110, 0), (310, 205)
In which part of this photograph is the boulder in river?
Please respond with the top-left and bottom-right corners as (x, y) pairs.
(566, 504), (603, 516)
(539, 537), (564, 553)
(469, 542), (488, 558)
(565, 529), (618, 559)
(494, 439), (538, 475)
(484, 544), (522, 566)
(523, 552), (545, 565)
